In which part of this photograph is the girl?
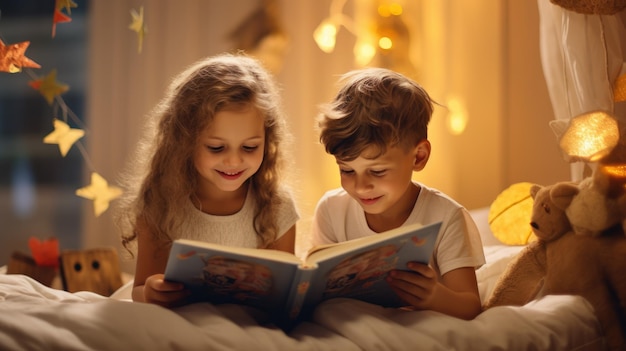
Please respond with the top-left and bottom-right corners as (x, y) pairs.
(117, 53), (299, 307)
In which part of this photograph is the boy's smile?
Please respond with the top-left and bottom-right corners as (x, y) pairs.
(359, 195), (383, 206)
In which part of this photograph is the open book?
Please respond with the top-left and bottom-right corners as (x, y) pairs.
(164, 221), (441, 327)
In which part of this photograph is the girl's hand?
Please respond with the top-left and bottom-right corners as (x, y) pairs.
(386, 262), (439, 310)
(142, 273), (191, 308)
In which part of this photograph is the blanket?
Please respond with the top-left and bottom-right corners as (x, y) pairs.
(0, 273), (605, 351)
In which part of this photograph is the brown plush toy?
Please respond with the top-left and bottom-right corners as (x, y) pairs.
(484, 182), (626, 351)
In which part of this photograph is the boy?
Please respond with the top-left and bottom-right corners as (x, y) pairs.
(312, 68), (485, 319)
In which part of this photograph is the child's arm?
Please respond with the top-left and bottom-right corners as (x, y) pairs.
(268, 224), (296, 254)
(387, 263), (482, 320)
(132, 220), (191, 307)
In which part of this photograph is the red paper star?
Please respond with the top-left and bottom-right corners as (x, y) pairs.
(0, 39), (41, 73)
(28, 237), (60, 268)
(29, 69), (69, 104)
(52, 9), (72, 38)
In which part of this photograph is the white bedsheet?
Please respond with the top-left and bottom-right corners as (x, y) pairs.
(0, 271), (605, 351)
(0, 207), (607, 350)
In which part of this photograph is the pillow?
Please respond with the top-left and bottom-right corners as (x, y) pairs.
(488, 182), (536, 245)
(469, 207), (500, 246)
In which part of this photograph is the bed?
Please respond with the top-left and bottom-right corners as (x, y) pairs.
(0, 208), (606, 351)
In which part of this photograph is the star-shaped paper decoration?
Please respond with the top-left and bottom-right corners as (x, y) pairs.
(56, 0), (78, 14)
(0, 39), (41, 73)
(43, 119), (84, 157)
(52, 0), (76, 38)
(76, 172), (123, 217)
(129, 6), (147, 53)
(28, 237), (60, 268)
(52, 9), (72, 38)
(29, 69), (69, 104)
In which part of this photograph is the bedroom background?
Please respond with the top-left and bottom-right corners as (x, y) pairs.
(1, 0), (572, 274)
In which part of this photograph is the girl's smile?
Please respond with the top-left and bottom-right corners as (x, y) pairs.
(216, 169), (246, 180)
(194, 105), (265, 196)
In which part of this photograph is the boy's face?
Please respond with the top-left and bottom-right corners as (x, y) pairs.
(193, 105), (265, 195)
(336, 145), (418, 218)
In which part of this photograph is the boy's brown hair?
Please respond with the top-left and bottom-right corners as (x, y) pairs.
(318, 68), (435, 161)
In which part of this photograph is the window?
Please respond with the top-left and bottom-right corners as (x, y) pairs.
(0, 0), (89, 265)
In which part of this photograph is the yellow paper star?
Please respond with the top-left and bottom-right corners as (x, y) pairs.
(56, 0), (78, 13)
(0, 39), (41, 73)
(76, 172), (123, 217)
(43, 119), (84, 157)
(129, 6), (147, 53)
(29, 69), (69, 104)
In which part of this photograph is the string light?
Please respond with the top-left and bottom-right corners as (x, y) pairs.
(558, 111), (619, 162)
(445, 96), (468, 136)
(314, 0), (406, 67)
(313, 19), (338, 53)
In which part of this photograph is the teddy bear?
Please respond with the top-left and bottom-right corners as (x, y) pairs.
(552, 168), (626, 237)
(483, 182), (626, 351)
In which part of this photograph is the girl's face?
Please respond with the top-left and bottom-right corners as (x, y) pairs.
(336, 145), (417, 220)
(193, 105), (265, 195)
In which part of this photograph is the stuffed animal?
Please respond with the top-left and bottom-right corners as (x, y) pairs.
(484, 182), (626, 351)
(552, 169), (626, 237)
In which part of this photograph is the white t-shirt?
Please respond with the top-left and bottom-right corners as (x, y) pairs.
(171, 188), (299, 248)
(311, 182), (485, 277)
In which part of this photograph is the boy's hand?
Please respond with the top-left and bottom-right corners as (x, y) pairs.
(142, 273), (191, 308)
(386, 262), (438, 309)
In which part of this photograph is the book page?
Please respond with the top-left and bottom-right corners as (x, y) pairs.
(172, 239), (303, 265)
(305, 222), (432, 264)
(299, 222), (441, 309)
(164, 239), (305, 316)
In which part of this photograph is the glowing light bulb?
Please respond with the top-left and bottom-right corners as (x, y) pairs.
(389, 3), (403, 16)
(354, 41), (376, 66)
(378, 37), (393, 50)
(559, 111), (619, 162)
(314, 20), (338, 53)
(446, 97), (468, 135)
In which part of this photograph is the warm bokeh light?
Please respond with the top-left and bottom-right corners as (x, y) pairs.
(354, 40), (376, 66)
(378, 3), (403, 17)
(613, 73), (626, 102)
(313, 20), (338, 53)
(389, 3), (403, 16)
(601, 164), (626, 178)
(445, 97), (468, 135)
(316, 0), (409, 67)
(378, 36), (392, 50)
